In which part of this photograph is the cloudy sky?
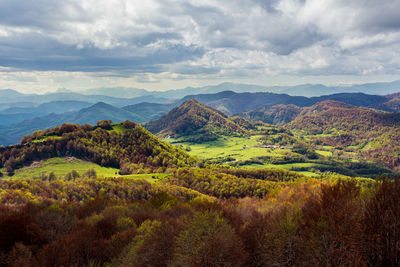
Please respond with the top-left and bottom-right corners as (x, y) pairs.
(0, 0), (400, 93)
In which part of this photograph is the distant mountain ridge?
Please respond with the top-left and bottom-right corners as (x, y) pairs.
(85, 79), (400, 98)
(0, 90), (170, 108)
(1, 88), (400, 146)
(178, 90), (392, 115)
(2, 80), (400, 103)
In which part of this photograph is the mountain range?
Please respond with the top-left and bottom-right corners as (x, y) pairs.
(79, 80), (400, 98)
(1, 84), (400, 146)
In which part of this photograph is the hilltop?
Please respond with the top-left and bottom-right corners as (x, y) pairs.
(145, 99), (251, 142)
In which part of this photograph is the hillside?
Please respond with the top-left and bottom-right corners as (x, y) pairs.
(286, 101), (400, 170)
(383, 97), (400, 112)
(145, 99), (251, 141)
(0, 121), (198, 176)
(238, 104), (302, 125)
(179, 91), (312, 115)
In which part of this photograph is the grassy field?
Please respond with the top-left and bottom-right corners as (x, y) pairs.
(165, 134), (387, 177)
(1, 157), (119, 179)
(0, 157), (168, 182)
(167, 135), (278, 162)
(165, 135), (327, 175)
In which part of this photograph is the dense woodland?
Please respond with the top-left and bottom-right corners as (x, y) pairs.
(0, 99), (400, 266)
(0, 171), (399, 266)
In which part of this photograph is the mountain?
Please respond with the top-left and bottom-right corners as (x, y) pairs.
(81, 80), (400, 99)
(68, 102), (143, 125)
(0, 121), (197, 175)
(178, 91), (393, 116)
(96, 80), (400, 99)
(0, 90), (170, 107)
(0, 101), (93, 126)
(0, 100), (92, 115)
(178, 91), (312, 115)
(81, 87), (149, 98)
(238, 104), (302, 125)
(315, 93), (389, 109)
(0, 89), (31, 102)
(122, 102), (174, 122)
(145, 99), (251, 141)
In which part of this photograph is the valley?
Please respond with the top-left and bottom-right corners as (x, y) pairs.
(2, 1), (400, 265)
(0, 87), (399, 266)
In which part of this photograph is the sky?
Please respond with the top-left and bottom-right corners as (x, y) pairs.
(0, 0), (400, 93)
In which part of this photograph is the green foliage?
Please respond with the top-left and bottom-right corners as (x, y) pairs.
(167, 168), (285, 198)
(173, 211), (247, 266)
(0, 175), (398, 266)
(287, 101), (400, 171)
(145, 99), (251, 141)
(0, 122), (198, 174)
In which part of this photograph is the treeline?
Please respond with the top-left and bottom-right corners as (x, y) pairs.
(167, 168), (283, 198)
(0, 121), (198, 175)
(0, 176), (399, 266)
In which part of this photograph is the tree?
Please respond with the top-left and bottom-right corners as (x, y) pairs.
(172, 211), (247, 266)
(83, 169), (97, 178)
(96, 120), (112, 130)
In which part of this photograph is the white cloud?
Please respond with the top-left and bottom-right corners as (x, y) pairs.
(0, 0), (400, 92)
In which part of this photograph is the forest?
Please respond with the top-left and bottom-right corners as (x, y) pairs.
(0, 116), (399, 266)
(0, 172), (398, 266)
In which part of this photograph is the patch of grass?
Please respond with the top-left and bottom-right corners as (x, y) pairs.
(316, 150), (333, 157)
(32, 136), (63, 143)
(1, 157), (168, 183)
(111, 124), (127, 133)
(166, 135), (280, 162)
(1, 157), (120, 179)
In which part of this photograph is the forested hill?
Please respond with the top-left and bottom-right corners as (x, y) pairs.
(0, 120), (198, 175)
(286, 101), (400, 170)
(144, 99), (252, 139)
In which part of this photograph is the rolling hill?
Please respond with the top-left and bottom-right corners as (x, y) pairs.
(238, 104), (302, 125)
(145, 99), (251, 141)
(0, 121), (198, 176)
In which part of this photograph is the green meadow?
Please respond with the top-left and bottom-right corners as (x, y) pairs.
(0, 157), (167, 182)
